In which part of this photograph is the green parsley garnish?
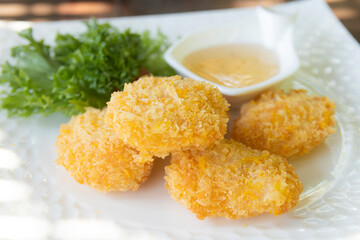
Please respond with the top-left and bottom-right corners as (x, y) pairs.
(0, 19), (176, 117)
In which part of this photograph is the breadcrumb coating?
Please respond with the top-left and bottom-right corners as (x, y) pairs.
(105, 75), (230, 158)
(56, 108), (153, 192)
(165, 139), (302, 220)
(232, 90), (336, 158)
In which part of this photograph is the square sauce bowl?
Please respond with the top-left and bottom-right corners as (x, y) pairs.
(164, 7), (299, 107)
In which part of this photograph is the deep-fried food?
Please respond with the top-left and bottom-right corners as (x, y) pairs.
(165, 139), (302, 220)
(232, 89), (336, 158)
(105, 75), (230, 158)
(56, 108), (153, 192)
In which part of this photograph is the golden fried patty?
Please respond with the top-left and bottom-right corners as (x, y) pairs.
(232, 89), (336, 158)
(56, 108), (153, 192)
(105, 75), (230, 158)
(165, 139), (302, 220)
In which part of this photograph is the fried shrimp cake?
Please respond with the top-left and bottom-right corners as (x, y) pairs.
(232, 89), (336, 158)
(56, 108), (153, 192)
(165, 139), (302, 220)
(105, 75), (230, 158)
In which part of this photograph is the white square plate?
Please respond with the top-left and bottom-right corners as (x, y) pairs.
(1, 0), (360, 239)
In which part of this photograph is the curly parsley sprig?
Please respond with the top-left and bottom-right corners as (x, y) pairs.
(0, 19), (175, 117)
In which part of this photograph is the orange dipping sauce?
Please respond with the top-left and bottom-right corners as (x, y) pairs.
(183, 44), (279, 88)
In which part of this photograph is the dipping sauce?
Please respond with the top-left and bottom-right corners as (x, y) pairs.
(182, 44), (279, 88)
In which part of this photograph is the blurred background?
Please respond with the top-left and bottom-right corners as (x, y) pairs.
(0, 0), (359, 41)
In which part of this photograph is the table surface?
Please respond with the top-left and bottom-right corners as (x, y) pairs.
(0, 0), (359, 41)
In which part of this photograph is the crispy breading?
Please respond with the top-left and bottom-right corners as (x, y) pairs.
(105, 75), (230, 158)
(165, 139), (302, 220)
(232, 89), (336, 158)
(55, 108), (153, 192)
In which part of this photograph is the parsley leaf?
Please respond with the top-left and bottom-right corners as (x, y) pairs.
(0, 19), (175, 117)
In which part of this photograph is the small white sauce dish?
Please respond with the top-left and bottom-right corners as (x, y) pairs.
(164, 7), (299, 107)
